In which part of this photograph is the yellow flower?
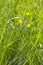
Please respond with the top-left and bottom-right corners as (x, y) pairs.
(26, 12), (30, 16)
(27, 24), (31, 28)
(18, 19), (23, 25)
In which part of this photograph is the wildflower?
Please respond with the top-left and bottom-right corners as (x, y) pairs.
(18, 19), (23, 25)
(26, 12), (30, 16)
(27, 23), (31, 28)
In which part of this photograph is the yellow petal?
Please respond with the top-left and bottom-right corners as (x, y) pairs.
(26, 12), (30, 16)
(27, 24), (31, 28)
(18, 19), (23, 25)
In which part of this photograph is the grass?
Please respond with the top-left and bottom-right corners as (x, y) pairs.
(0, 0), (43, 65)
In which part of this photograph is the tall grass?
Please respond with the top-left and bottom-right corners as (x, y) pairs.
(0, 0), (43, 65)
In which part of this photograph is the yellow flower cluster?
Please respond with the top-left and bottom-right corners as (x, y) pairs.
(14, 12), (32, 28)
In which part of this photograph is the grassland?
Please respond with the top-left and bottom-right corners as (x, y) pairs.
(0, 0), (43, 65)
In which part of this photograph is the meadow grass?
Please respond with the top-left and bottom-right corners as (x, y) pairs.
(0, 0), (43, 65)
